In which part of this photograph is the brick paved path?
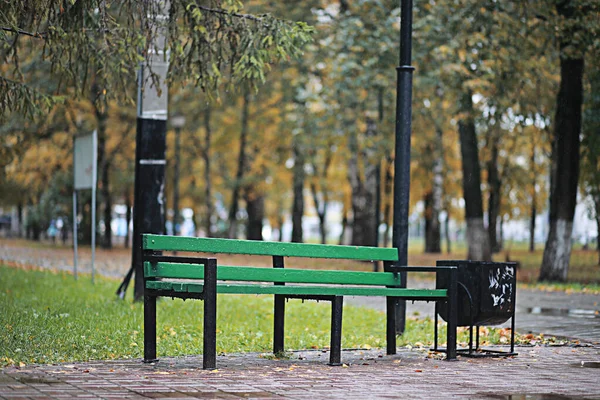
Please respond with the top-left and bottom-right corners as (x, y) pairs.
(2, 346), (600, 399)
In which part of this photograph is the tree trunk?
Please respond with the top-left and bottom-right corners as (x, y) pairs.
(458, 91), (491, 261)
(382, 156), (393, 248)
(348, 117), (378, 247)
(173, 127), (181, 235)
(309, 141), (333, 245)
(424, 191), (441, 253)
(445, 210), (452, 254)
(276, 203), (285, 242)
(499, 217), (504, 249)
(595, 196), (600, 265)
(17, 202), (23, 237)
(540, 54), (584, 281)
(204, 106), (213, 237)
(425, 126), (443, 253)
(424, 192), (432, 251)
(374, 88), (384, 247)
(92, 79), (111, 249)
(487, 136), (501, 253)
(291, 134), (305, 243)
(227, 89), (250, 239)
(529, 141), (537, 253)
(99, 119), (112, 249)
(244, 189), (264, 240)
(310, 182), (327, 244)
(338, 206), (348, 246)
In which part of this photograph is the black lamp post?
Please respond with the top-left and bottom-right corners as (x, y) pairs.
(391, 0), (414, 336)
(171, 115), (186, 236)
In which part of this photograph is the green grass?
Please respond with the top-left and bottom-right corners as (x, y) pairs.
(0, 265), (531, 367)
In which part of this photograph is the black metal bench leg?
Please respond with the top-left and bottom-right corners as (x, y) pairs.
(273, 256), (285, 355)
(329, 296), (343, 366)
(273, 294), (285, 355)
(203, 259), (218, 370)
(386, 297), (397, 355)
(433, 302), (439, 352)
(446, 267), (458, 360)
(143, 294), (158, 363)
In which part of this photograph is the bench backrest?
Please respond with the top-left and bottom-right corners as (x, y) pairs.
(144, 263), (402, 286)
(143, 234), (399, 262)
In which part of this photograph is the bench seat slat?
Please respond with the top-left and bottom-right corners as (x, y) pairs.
(144, 263), (402, 286)
(146, 281), (447, 298)
(143, 235), (399, 261)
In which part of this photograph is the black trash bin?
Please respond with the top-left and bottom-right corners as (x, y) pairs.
(433, 260), (517, 357)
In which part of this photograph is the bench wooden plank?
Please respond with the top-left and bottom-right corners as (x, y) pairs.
(146, 280), (447, 298)
(143, 234), (399, 261)
(144, 262), (402, 286)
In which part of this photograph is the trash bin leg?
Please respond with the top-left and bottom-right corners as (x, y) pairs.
(386, 297), (397, 355)
(446, 267), (458, 360)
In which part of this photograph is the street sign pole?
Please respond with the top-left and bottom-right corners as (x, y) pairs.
(73, 191), (78, 280)
(91, 130), (97, 284)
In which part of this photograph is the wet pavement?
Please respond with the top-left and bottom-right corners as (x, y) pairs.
(1, 345), (600, 399)
(2, 239), (600, 399)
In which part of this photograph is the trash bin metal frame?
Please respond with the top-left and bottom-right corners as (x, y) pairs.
(432, 261), (518, 358)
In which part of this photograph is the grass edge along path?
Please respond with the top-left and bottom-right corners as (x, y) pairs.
(1, 264), (538, 367)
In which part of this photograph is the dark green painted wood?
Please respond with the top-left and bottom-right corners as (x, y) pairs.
(144, 262), (402, 286)
(143, 234), (399, 261)
(145, 281), (447, 298)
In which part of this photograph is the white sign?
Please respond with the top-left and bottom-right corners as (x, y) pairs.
(73, 130), (98, 283)
(74, 132), (97, 190)
(138, 59), (169, 120)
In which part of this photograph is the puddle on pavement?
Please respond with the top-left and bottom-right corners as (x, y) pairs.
(526, 307), (599, 319)
(485, 395), (588, 400)
(146, 391), (275, 399)
(15, 376), (62, 384)
(574, 361), (600, 369)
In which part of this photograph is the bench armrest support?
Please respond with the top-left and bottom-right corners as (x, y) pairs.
(143, 254), (214, 266)
(384, 264), (457, 273)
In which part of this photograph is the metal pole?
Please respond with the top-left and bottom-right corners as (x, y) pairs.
(91, 130), (98, 284)
(392, 0), (415, 334)
(73, 191), (78, 280)
(173, 126), (181, 235)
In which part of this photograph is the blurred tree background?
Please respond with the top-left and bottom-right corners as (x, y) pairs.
(1, 0), (599, 283)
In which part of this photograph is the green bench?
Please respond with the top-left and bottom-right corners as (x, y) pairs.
(142, 234), (458, 369)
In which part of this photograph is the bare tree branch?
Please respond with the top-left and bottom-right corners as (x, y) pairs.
(1, 27), (47, 38)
